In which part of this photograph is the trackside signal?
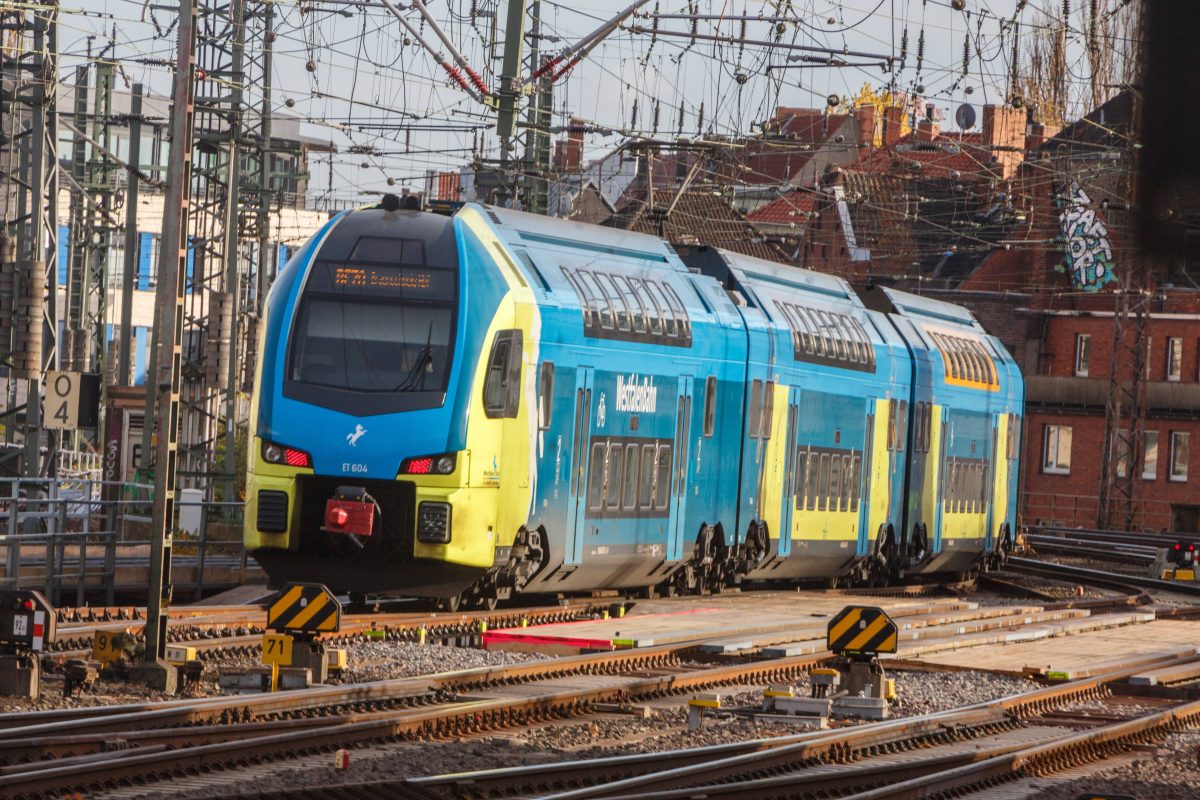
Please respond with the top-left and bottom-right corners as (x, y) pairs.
(826, 605), (898, 656)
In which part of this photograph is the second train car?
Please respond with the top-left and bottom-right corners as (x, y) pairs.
(244, 201), (1023, 607)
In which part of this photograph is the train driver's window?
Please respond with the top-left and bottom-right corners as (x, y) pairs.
(483, 330), (522, 419)
(587, 442), (607, 512)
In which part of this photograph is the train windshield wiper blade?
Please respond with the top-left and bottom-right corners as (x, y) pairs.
(392, 321), (434, 392)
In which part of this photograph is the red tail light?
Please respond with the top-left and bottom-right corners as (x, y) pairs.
(403, 457), (433, 474)
(284, 448), (311, 468)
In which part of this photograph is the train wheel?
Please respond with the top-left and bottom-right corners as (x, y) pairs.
(481, 596), (498, 611)
(436, 595), (462, 613)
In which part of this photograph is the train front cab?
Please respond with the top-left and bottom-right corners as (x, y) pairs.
(244, 202), (544, 598)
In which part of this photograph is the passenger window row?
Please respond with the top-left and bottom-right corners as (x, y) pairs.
(928, 330), (998, 388)
(794, 446), (863, 514)
(943, 457), (989, 514)
(561, 266), (693, 347)
(775, 301), (876, 372)
(586, 436), (673, 518)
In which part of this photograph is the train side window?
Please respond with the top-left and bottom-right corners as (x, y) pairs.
(578, 271), (611, 330)
(777, 303), (799, 354)
(596, 273), (628, 332)
(587, 442), (607, 512)
(829, 454), (842, 512)
(831, 314), (854, 362)
(800, 308), (823, 357)
(841, 455), (853, 511)
(639, 445), (656, 510)
(795, 448), (807, 508)
(703, 376), (717, 437)
(633, 278), (664, 336)
(762, 381), (775, 439)
(614, 276), (647, 334)
(646, 281), (677, 338)
(856, 319), (876, 369)
(896, 401), (908, 450)
(561, 268), (593, 330)
(886, 400), (897, 451)
(794, 306), (816, 354)
(817, 453), (831, 512)
(484, 330), (522, 419)
(662, 284), (692, 340)
(538, 362), (554, 431)
(622, 444), (640, 511)
(805, 451), (818, 510)
(850, 452), (862, 511)
(605, 444), (623, 511)
(748, 380), (763, 439)
(654, 444), (673, 511)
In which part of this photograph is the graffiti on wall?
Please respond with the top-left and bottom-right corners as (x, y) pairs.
(1057, 183), (1117, 291)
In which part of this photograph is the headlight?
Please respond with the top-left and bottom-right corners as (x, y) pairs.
(263, 443), (284, 463)
(436, 455), (456, 474)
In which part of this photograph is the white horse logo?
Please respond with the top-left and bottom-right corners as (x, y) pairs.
(346, 424), (367, 447)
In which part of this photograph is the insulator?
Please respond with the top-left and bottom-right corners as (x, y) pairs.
(405, 129), (410, 152)
(677, 101), (684, 135)
(470, 0), (477, 21)
(1063, 0), (1070, 18)
(899, 28), (908, 68)
(916, 28), (925, 72)
(697, 102), (704, 133)
(652, 99), (660, 133)
(631, 98), (639, 129)
(962, 35), (970, 75)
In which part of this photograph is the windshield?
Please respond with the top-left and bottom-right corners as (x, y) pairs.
(284, 226), (459, 415)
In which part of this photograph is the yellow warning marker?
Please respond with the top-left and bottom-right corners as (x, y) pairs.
(267, 583), (341, 634)
(826, 606), (899, 656)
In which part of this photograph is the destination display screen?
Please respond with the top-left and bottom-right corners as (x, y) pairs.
(310, 261), (455, 302)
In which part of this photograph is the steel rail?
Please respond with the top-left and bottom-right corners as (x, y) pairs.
(838, 697), (1200, 799)
(1007, 556), (1200, 597)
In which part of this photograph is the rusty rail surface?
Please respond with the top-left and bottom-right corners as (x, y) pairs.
(1008, 556), (1200, 597)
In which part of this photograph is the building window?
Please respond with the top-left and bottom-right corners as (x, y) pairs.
(1074, 334), (1090, 377)
(1042, 425), (1072, 474)
(1167, 338), (1183, 382)
(1143, 431), (1159, 480)
(1170, 432), (1190, 482)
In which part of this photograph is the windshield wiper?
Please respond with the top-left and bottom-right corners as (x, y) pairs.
(392, 322), (435, 392)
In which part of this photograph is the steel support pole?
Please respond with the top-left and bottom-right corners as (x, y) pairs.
(117, 84), (144, 386)
(137, 0), (196, 692)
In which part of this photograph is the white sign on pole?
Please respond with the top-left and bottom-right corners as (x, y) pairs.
(43, 371), (81, 431)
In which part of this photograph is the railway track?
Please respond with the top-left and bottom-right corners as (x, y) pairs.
(173, 656), (1200, 800)
(1006, 556), (1200, 598)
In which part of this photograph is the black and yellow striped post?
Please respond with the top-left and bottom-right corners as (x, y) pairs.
(267, 583), (341, 635)
(826, 606), (898, 657)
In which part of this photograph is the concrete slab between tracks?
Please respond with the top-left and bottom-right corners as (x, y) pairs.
(483, 593), (1048, 655)
(888, 617), (1198, 678)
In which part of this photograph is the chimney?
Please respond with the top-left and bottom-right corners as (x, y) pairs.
(916, 119), (940, 143)
(853, 105), (876, 148)
(564, 116), (585, 171)
(1024, 122), (1061, 152)
(882, 105), (905, 148)
(982, 104), (1025, 178)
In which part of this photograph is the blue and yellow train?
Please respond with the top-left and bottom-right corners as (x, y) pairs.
(244, 200), (1023, 607)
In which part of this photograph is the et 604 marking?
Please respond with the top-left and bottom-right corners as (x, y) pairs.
(342, 462), (368, 474)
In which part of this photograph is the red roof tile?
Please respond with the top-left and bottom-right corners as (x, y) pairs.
(746, 191), (817, 224)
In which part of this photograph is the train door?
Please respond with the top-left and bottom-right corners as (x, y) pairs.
(778, 388), (800, 558)
(566, 367), (594, 565)
(858, 408), (875, 557)
(668, 376), (694, 562)
(933, 413), (948, 554)
(985, 418), (999, 551)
